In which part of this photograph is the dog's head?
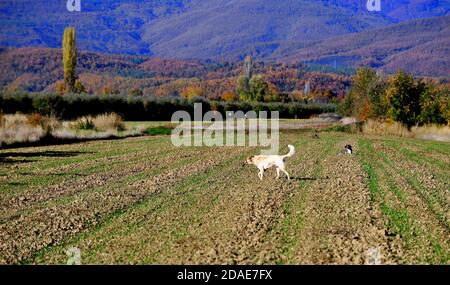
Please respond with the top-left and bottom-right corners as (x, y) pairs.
(245, 156), (255, 165)
(344, 144), (353, 154)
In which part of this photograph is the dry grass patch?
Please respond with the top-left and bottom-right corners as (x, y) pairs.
(70, 113), (125, 132)
(92, 113), (125, 132)
(362, 120), (450, 142)
(0, 113), (136, 147)
(411, 125), (450, 142)
(0, 114), (47, 145)
(363, 120), (412, 138)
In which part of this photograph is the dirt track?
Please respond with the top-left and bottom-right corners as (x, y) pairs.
(0, 132), (448, 264)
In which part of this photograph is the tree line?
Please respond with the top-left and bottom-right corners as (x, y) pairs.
(340, 68), (449, 127)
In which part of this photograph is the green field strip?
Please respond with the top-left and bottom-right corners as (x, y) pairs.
(383, 140), (449, 229)
(385, 139), (449, 174)
(0, 137), (171, 195)
(358, 138), (449, 264)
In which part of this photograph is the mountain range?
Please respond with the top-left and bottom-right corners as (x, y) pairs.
(0, 0), (449, 76)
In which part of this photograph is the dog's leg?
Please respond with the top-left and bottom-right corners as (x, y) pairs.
(276, 168), (280, 179)
(258, 167), (264, 181)
(283, 170), (290, 180)
(280, 166), (290, 180)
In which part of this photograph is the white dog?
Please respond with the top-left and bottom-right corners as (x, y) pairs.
(246, 145), (296, 181)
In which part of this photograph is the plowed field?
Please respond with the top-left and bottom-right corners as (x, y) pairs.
(1, 131), (448, 264)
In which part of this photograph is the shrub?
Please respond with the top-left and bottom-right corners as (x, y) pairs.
(27, 113), (61, 133)
(145, 126), (173, 136)
(0, 112), (4, 128)
(130, 88), (143, 97)
(438, 89), (450, 125)
(73, 116), (95, 130)
(55, 82), (67, 95)
(32, 94), (64, 116)
(27, 113), (43, 127)
(92, 113), (125, 132)
(221, 91), (237, 102)
(41, 116), (61, 134)
(74, 81), (86, 94)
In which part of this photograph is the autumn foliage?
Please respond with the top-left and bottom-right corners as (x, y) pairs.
(341, 68), (449, 127)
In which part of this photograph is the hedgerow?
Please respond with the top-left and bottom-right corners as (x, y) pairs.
(0, 92), (337, 120)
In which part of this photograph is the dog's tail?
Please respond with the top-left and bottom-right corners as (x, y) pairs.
(282, 145), (296, 159)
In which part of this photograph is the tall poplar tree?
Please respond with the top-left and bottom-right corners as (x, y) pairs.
(63, 27), (77, 93)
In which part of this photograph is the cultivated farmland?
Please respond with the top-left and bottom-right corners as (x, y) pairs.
(0, 130), (449, 264)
